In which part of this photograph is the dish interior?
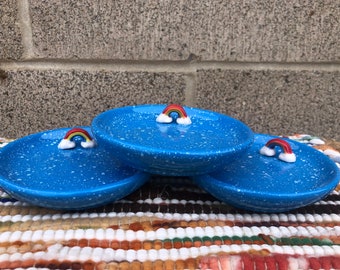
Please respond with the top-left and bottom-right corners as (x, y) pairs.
(0, 128), (140, 194)
(210, 134), (339, 195)
(92, 105), (253, 155)
(193, 134), (340, 212)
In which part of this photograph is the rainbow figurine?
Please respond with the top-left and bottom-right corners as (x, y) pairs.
(260, 138), (296, 163)
(58, 128), (96, 150)
(156, 104), (192, 125)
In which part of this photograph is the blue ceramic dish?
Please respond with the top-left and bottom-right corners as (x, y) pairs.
(91, 104), (254, 176)
(193, 134), (340, 212)
(0, 127), (149, 210)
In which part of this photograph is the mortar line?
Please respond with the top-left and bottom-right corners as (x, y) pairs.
(198, 61), (340, 72)
(17, 0), (35, 59)
(0, 59), (195, 73)
(0, 59), (339, 73)
(183, 73), (197, 107)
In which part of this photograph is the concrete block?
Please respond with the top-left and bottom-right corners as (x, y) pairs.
(0, 69), (185, 138)
(29, 1), (339, 61)
(0, 0), (23, 59)
(196, 69), (340, 140)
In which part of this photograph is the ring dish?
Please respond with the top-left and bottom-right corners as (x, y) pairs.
(91, 104), (254, 176)
(193, 134), (340, 212)
(0, 127), (149, 210)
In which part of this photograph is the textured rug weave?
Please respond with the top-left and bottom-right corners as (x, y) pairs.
(0, 135), (339, 270)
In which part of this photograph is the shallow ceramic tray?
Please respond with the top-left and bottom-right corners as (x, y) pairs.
(0, 127), (149, 210)
(193, 134), (340, 212)
(91, 104), (254, 176)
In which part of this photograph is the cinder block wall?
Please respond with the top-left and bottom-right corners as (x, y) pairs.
(1, 1), (339, 140)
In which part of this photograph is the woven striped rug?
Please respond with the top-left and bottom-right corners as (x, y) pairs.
(0, 135), (339, 270)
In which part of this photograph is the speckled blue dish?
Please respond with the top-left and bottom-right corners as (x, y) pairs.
(91, 104), (254, 176)
(193, 134), (340, 212)
(0, 127), (149, 210)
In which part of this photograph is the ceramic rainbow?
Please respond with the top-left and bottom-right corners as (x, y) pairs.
(156, 104), (192, 125)
(260, 138), (296, 163)
(58, 128), (96, 150)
